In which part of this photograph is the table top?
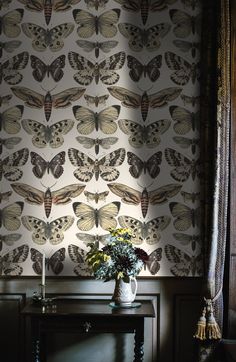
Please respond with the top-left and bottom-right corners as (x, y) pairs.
(21, 299), (155, 318)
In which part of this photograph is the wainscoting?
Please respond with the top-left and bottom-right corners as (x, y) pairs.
(0, 277), (202, 362)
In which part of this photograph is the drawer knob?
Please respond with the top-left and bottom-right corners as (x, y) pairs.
(83, 321), (91, 333)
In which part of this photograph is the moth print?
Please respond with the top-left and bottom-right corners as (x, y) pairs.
(0, 40), (21, 57)
(165, 52), (200, 85)
(68, 244), (92, 276)
(76, 232), (109, 247)
(68, 51), (125, 86)
(30, 151), (66, 179)
(145, 248), (162, 275)
(68, 148), (125, 182)
(108, 182), (182, 218)
(173, 136), (200, 154)
(169, 105), (200, 134)
(173, 232), (201, 252)
(0, 233), (21, 252)
(21, 23), (75, 52)
(118, 119), (170, 148)
(127, 151), (162, 179)
(169, 9), (201, 38)
(22, 119), (74, 148)
(0, 245), (29, 276)
(84, 0), (108, 10)
(118, 22), (171, 52)
(180, 94), (200, 107)
(73, 9), (120, 38)
(11, 182), (85, 218)
(1, 52), (29, 85)
(30, 247), (65, 275)
(0, 191), (12, 202)
(76, 136), (118, 155)
(114, 0), (177, 25)
(0, 9), (23, 37)
(0, 137), (20, 154)
(73, 201), (120, 231)
(173, 40), (200, 58)
(76, 40), (118, 58)
(180, 191), (200, 204)
(0, 202), (24, 231)
(118, 215), (170, 245)
(0, 0), (13, 10)
(169, 202), (201, 231)
(30, 55), (66, 82)
(84, 191), (109, 204)
(0, 105), (24, 134)
(181, 0), (201, 10)
(84, 94), (109, 107)
(0, 94), (12, 106)
(127, 55), (162, 82)
(1, 148), (29, 181)
(165, 148), (201, 181)
(11, 86), (85, 122)
(73, 105), (120, 135)
(165, 244), (202, 276)
(18, 0), (81, 25)
(108, 86), (182, 122)
(22, 215), (74, 244)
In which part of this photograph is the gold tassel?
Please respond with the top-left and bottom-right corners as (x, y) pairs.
(206, 300), (221, 340)
(193, 307), (206, 340)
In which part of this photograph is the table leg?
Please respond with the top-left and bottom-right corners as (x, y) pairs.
(133, 320), (144, 362)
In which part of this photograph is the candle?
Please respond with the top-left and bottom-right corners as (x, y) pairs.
(42, 253), (45, 286)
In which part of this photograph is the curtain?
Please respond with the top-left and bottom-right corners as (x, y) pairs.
(194, 0), (231, 360)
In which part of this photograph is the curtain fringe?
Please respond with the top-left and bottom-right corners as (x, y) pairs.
(193, 299), (221, 340)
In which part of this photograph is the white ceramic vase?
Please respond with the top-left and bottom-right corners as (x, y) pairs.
(112, 276), (137, 306)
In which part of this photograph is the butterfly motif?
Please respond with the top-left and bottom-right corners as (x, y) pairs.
(108, 182), (182, 218)
(165, 148), (201, 181)
(1, 148), (29, 181)
(73, 9), (120, 38)
(0, 245), (29, 276)
(76, 136), (118, 155)
(108, 86), (182, 122)
(127, 55), (162, 82)
(180, 94), (200, 107)
(118, 215), (170, 245)
(68, 148), (126, 182)
(84, 94), (109, 107)
(169, 9), (201, 38)
(0, 105), (24, 134)
(18, 0), (81, 25)
(114, 0), (177, 25)
(76, 40), (118, 59)
(22, 119), (74, 148)
(68, 244), (92, 276)
(0, 202), (24, 231)
(1, 52), (29, 85)
(30, 55), (66, 82)
(0, 40), (21, 57)
(22, 22), (74, 52)
(173, 40), (200, 58)
(73, 201), (121, 231)
(30, 247), (65, 275)
(173, 136), (200, 154)
(118, 22), (171, 52)
(22, 215), (74, 244)
(145, 248), (162, 275)
(84, 0), (108, 10)
(0, 9), (23, 37)
(74, 105), (120, 135)
(165, 52), (200, 85)
(169, 202), (201, 231)
(0, 94), (12, 106)
(11, 182), (85, 218)
(165, 244), (202, 276)
(169, 105), (200, 134)
(68, 51), (126, 86)
(84, 191), (109, 204)
(118, 119), (170, 148)
(0, 233), (21, 252)
(180, 191), (200, 204)
(76, 233), (109, 247)
(11, 86), (85, 122)
(181, 0), (200, 10)
(173, 232), (201, 252)
(0, 0), (13, 10)
(30, 151), (66, 179)
(0, 191), (12, 202)
(127, 151), (162, 179)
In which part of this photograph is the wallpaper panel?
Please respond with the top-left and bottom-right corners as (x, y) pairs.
(0, 0), (202, 277)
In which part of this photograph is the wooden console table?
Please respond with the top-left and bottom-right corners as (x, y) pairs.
(21, 299), (155, 362)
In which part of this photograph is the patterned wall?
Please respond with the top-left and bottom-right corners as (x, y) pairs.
(0, 0), (202, 277)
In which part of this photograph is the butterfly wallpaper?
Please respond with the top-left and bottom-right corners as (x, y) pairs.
(0, 0), (202, 277)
